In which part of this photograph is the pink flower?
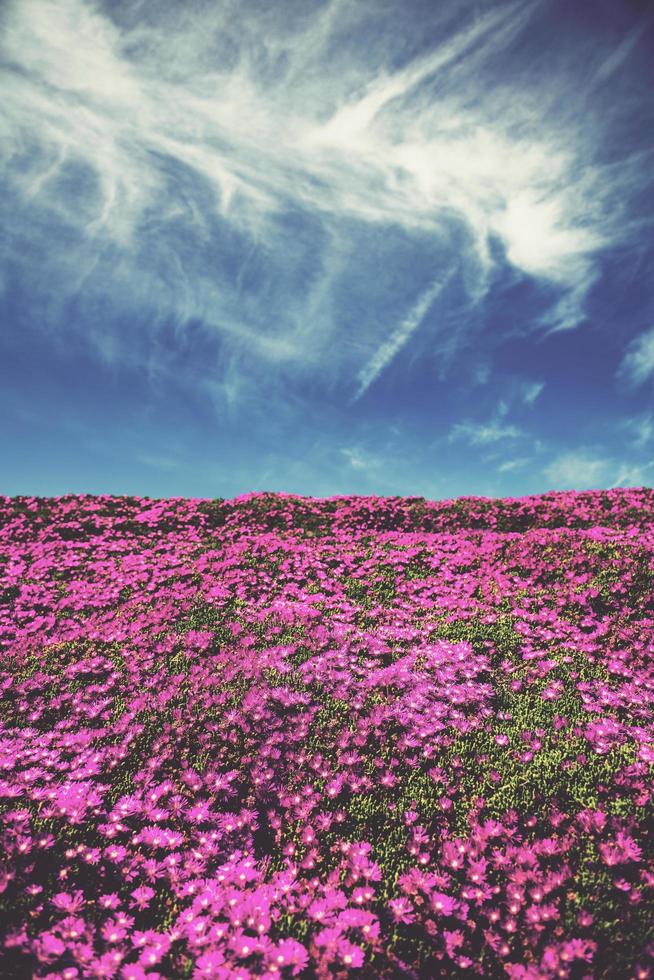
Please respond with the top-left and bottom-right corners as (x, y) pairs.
(57, 916), (88, 941)
(599, 833), (642, 866)
(576, 809), (607, 834)
(193, 951), (226, 977)
(89, 952), (123, 978)
(467, 858), (488, 884)
(351, 885), (375, 905)
(51, 890), (85, 913)
(139, 945), (168, 968)
(102, 920), (128, 944)
(388, 897), (415, 924)
(505, 965), (546, 979)
(307, 898), (335, 924)
(99, 894), (122, 910)
(443, 929), (464, 959)
(431, 892), (458, 916)
(315, 926), (343, 954)
(121, 965), (151, 980)
(39, 932), (66, 958)
(130, 886), (155, 910)
(267, 939), (309, 976)
(560, 938), (597, 963)
(230, 930), (258, 958)
(337, 939), (364, 968)
(337, 908), (379, 940)
(441, 840), (466, 870)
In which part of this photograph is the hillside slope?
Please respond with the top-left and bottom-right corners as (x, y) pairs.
(1, 489), (653, 978)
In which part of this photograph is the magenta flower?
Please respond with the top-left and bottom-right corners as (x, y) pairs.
(431, 892), (459, 916)
(337, 938), (365, 968)
(89, 951), (123, 978)
(130, 886), (156, 910)
(102, 919), (128, 944)
(230, 929), (259, 958)
(315, 926), (344, 955)
(99, 894), (122, 910)
(351, 885), (375, 905)
(307, 897), (335, 924)
(57, 916), (88, 942)
(139, 944), (168, 968)
(560, 938), (597, 963)
(388, 897), (415, 924)
(121, 964), (153, 980)
(443, 929), (464, 959)
(39, 931), (66, 958)
(599, 833), (642, 866)
(267, 938), (309, 975)
(193, 950), (226, 977)
(51, 890), (85, 913)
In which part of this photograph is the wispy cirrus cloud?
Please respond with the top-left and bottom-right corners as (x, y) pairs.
(1, 0), (651, 409)
(497, 456), (532, 474)
(544, 450), (654, 491)
(544, 451), (609, 489)
(522, 381), (545, 406)
(449, 398), (524, 448)
(339, 445), (381, 473)
(622, 414), (654, 449)
(354, 270), (453, 399)
(618, 328), (654, 387)
(450, 421), (523, 447)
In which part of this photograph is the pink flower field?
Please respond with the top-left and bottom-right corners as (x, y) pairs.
(1, 489), (653, 979)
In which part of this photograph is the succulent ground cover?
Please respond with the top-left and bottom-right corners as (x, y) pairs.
(1, 489), (654, 979)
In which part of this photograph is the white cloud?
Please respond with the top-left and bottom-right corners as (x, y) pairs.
(0, 0), (649, 402)
(544, 451), (609, 489)
(135, 452), (180, 471)
(497, 456), (531, 473)
(493, 192), (600, 282)
(473, 362), (492, 386)
(450, 398), (524, 447)
(619, 328), (654, 387)
(354, 270), (453, 399)
(591, 20), (651, 86)
(543, 450), (654, 491)
(522, 381), (544, 406)
(623, 414), (654, 449)
(340, 446), (379, 472)
(610, 461), (654, 489)
(450, 420), (522, 447)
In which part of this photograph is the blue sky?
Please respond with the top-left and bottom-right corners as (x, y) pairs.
(1, 0), (654, 500)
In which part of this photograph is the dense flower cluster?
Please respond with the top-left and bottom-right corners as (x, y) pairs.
(1, 488), (653, 978)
